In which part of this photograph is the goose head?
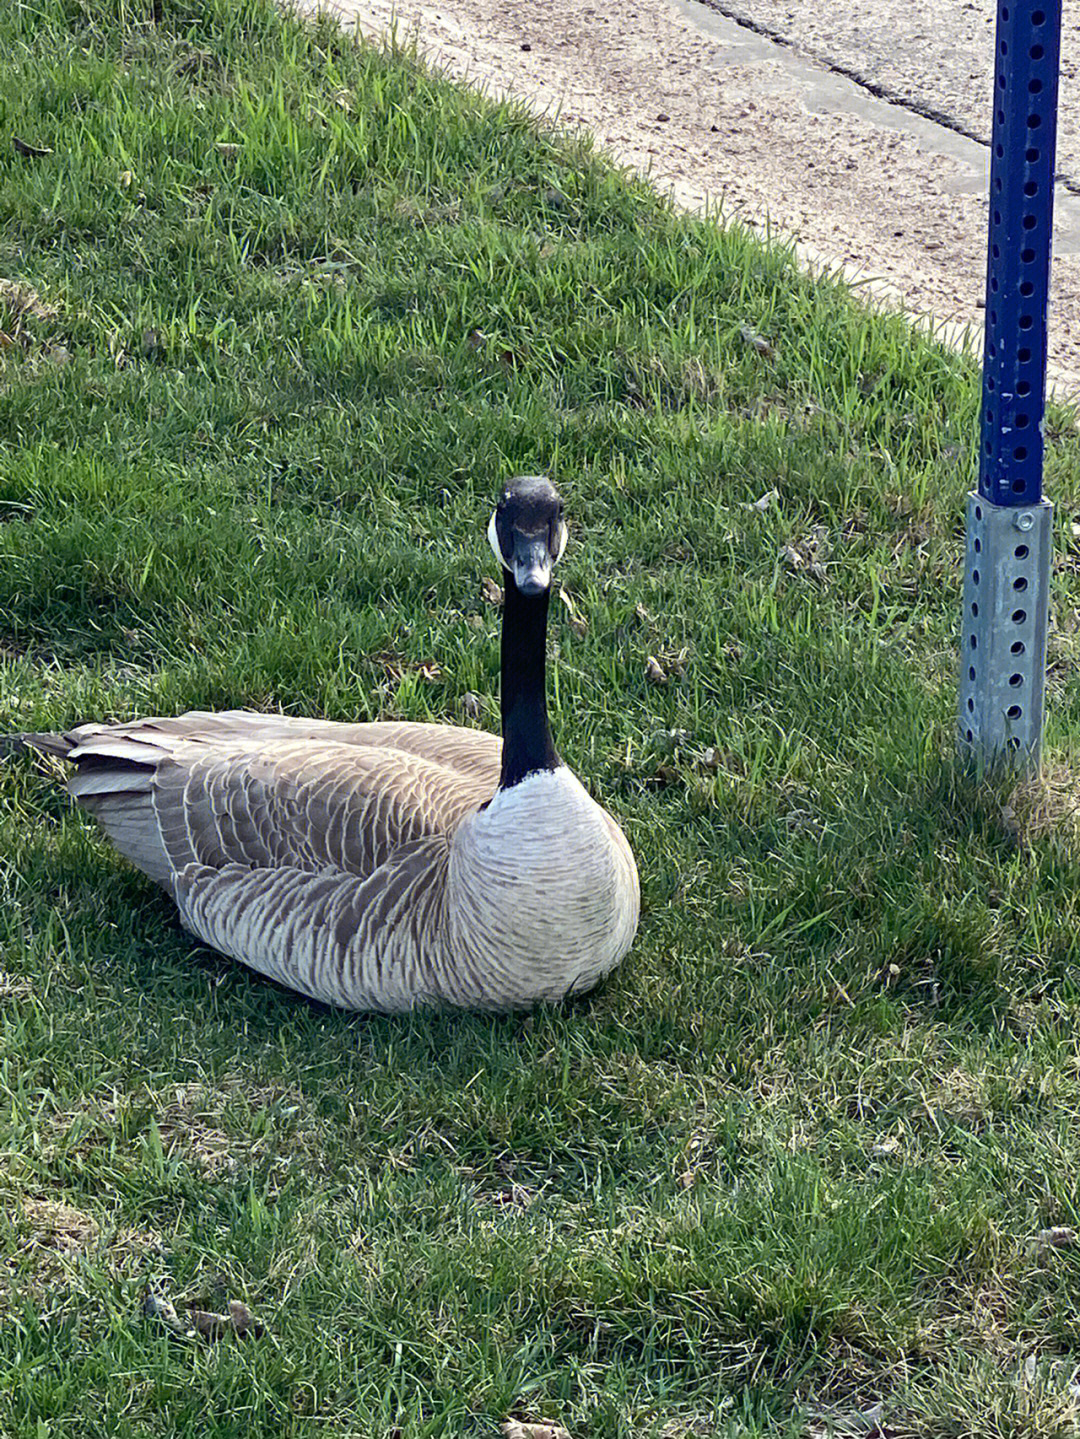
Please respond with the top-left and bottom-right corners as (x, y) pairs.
(487, 476), (568, 597)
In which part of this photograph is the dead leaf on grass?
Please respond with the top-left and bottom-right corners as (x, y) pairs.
(501, 1422), (571, 1439)
(738, 323), (774, 358)
(780, 525), (830, 581)
(557, 587), (588, 635)
(481, 1183), (535, 1209)
(1032, 1226), (1077, 1251)
(144, 1288), (264, 1340)
(645, 655), (667, 685)
(481, 576), (504, 606)
(742, 487), (779, 513)
(650, 728), (689, 752)
(807, 1399), (889, 1439)
(13, 136), (53, 158)
(658, 1419), (714, 1439)
(461, 691), (482, 719)
(373, 653), (442, 686)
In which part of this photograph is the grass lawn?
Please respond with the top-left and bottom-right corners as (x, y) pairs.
(4, 0), (1080, 1433)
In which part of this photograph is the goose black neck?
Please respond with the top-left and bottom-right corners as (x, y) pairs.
(499, 572), (559, 789)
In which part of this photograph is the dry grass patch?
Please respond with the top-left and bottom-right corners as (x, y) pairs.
(1003, 760), (1080, 848)
(1, 1193), (161, 1315)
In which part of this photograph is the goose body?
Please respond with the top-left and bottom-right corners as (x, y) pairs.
(14, 480), (639, 1012)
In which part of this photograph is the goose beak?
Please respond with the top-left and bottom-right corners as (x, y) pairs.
(511, 534), (552, 596)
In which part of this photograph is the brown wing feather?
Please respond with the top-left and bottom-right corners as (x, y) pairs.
(152, 739), (493, 880)
(51, 712), (500, 892)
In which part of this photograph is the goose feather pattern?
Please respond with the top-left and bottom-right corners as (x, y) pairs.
(13, 479), (640, 1011)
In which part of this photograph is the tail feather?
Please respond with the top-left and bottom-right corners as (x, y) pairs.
(0, 730), (77, 760)
(3, 726), (171, 889)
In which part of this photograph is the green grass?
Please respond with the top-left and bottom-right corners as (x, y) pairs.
(3, 0), (1080, 1434)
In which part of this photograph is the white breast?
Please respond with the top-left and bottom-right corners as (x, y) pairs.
(442, 767), (640, 1008)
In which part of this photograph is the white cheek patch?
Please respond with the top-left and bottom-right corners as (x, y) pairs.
(553, 519), (568, 562)
(487, 510), (509, 569)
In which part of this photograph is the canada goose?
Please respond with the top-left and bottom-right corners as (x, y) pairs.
(8, 477), (639, 1012)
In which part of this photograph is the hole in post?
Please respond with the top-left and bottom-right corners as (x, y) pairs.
(1023, 215), (1037, 231)
(973, 569), (981, 584)
(968, 698), (975, 713)
(996, 146), (1004, 160)
(974, 537), (982, 553)
(1020, 280), (1034, 295)
(1022, 247), (1035, 262)
(1019, 347), (1032, 362)
(1015, 544), (1029, 559)
(1011, 640), (1026, 655)
(1025, 148), (1039, 163)
(1014, 445), (1028, 460)
(1030, 78), (1043, 94)
(1028, 114), (1042, 129)
(1033, 9), (1045, 23)
(1009, 674), (1024, 687)
(1016, 414), (1030, 428)
(1014, 576), (1029, 591)
(1031, 43), (1044, 58)
(972, 602), (979, 617)
(971, 635), (978, 649)
(1013, 479), (1027, 493)
(1017, 381), (1031, 395)
(1012, 609), (1027, 623)
(969, 666), (976, 682)
(988, 376), (996, 390)
(1006, 705), (1023, 719)
(975, 505), (983, 520)
(966, 728), (975, 742)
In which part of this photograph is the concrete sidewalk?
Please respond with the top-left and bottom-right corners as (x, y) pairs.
(308, 0), (1080, 395)
(706, 0), (1080, 187)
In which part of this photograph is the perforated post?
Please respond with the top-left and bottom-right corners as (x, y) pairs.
(959, 0), (1061, 769)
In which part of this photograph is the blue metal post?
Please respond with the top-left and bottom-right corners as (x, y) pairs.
(959, 0), (1062, 768)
